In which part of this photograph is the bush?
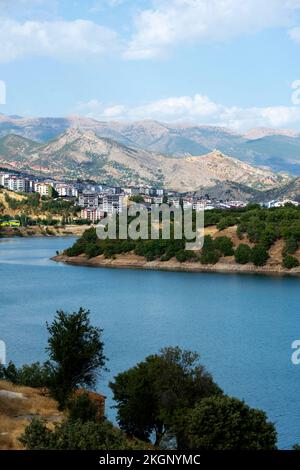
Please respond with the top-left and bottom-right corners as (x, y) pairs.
(175, 250), (197, 263)
(68, 393), (99, 423)
(234, 244), (252, 265)
(214, 236), (234, 256)
(282, 237), (298, 256)
(200, 251), (220, 265)
(251, 245), (269, 266)
(282, 255), (299, 270)
(20, 418), (146, 450)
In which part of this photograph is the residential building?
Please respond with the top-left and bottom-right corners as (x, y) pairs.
(35, 182), (52, 197)
(99, 194), (124, 214)
(55, 183), (78, 198)
(78, 192), (99, 208)
(80, 207), (105, 223)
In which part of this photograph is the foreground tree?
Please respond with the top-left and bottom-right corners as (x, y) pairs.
(184, 396), (277, 450)
(46, 308), (107, 408)
(110, 346), (222, 447)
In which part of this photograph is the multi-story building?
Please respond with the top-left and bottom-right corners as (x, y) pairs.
(80, 207), (105, 223)
(78, 192), (99, 208)
(34, 182), (52, 197)
(99, 194), (124, 214)
(55, 183), (78, 198)
(2, 175), (33, 193)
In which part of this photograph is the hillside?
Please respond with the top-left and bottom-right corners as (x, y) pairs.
(0, 188), (80, 222)
(0, 130), (290, 192)
(1, 114), (300, 174)
(55, 206), (300, 276)
(195, 180), (260, 202)
(0, 380), (62, 450)
(256, 177), (300, 202)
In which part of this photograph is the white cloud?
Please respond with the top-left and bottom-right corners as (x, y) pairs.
(125, 0), (300, 59)
(0, 17), (119, 62)
(76, 93), (300, 130)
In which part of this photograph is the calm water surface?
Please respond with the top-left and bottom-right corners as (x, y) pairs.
(0, 236), (300, 449)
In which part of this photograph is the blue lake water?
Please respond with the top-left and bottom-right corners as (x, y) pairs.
(0, 236), (300, 449)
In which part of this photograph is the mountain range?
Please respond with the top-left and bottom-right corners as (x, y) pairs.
(1, 113), (300, 200)
(1, 113), (300, 175)
(0, 128), (291, 195)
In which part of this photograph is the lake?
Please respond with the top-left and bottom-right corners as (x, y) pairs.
(0, 236), (300, 449)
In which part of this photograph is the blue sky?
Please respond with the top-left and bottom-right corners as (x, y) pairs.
(2, 0), (300, 130)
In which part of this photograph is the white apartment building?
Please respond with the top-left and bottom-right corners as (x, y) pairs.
(55, 183), (78, 198)
(1, 175), (33, 193)
(99, 194), (124, 214)
(34, 182), (52, 196)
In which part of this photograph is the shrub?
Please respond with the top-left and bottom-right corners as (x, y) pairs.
(251, 245), (269, 266)
(234, 244), (252, 264)
(20, 418), (146, 450)
(214, 236), (234, 256)
(175, 250), (197, 263)
(68, 393), (99, 423)
(200, 251), (220, 265)
(282, 255), (299, 270)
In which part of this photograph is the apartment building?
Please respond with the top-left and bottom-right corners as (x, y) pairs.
(80, 207), (105, 223)
(78, 192), (99, 208)
(34, 182), (52, 196)
(55, 183), (78, 198)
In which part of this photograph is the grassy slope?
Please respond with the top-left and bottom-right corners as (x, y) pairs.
(0, 380), (62, 450)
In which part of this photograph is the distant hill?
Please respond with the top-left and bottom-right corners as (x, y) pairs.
(1, 114), (300, 175)
(195, 181), (260, 202)
(256, 177), (300, 203)
(0, 130), (289, 192)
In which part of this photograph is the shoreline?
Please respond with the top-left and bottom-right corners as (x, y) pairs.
(52, 253), (300, 277)
(0, 225), (90, 238)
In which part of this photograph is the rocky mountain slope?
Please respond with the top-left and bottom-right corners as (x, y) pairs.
(1, 114), (300, 175)
(0, 130), (290, 192)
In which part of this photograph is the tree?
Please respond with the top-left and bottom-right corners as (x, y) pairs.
(282, 255), (299, 269)
(200, 251), (220, 265)
(235, 244), (252, 264)
(46, 308), (107, 408)
(68, 393), (99, 423)
(110, 347), (222, 447)
(214, 236), (234, 256)
(251, 245), (269, 266)
(184, 396), (277, 450)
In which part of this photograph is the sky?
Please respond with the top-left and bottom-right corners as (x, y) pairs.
(2, 0), (300, 130)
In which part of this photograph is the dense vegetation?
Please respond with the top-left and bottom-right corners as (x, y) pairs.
(64, 204), (300, 269)
(0, 307), (277, 451)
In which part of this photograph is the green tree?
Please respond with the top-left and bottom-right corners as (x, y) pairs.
(129, 195), (145, 203)
(110, 347), (222, 447)
(46, 308), (107, 408)
(251, 245), (269, 266)
(214, 236), (234, 256)
(68, 393), (100, 423)
(282, 255), (299, 269)
(184, 396), (277, 450)
(234, 244), (252, 264)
